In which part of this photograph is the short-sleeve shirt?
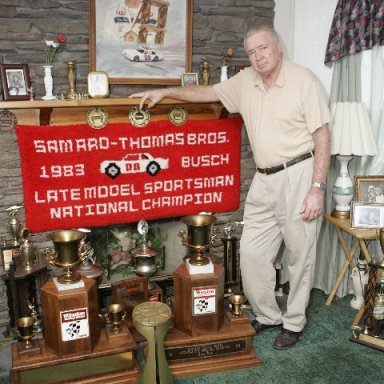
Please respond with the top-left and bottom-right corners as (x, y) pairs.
(214, 57), (332, 168)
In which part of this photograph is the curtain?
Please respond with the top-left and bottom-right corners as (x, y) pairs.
(325, 0), (384, 64)
(314, 0), (384, 298)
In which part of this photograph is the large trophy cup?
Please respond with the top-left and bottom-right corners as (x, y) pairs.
(178, 214), (220, 267)
(46, 229), (86, 284)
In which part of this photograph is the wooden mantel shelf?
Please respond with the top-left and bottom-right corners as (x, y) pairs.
(0, 97), (229, 126)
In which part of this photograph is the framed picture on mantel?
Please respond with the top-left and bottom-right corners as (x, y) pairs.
(89, 0), (193, 85)
(0, 64), (31, 101)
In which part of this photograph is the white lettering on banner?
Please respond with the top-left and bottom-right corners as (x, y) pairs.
(186, 132), (227, 145)
(181, 154), (230, 168)
(35, 184), (140, 203)
(50, 201), (139, 219)
(142, 192), (222, 210)
(39, 164), (85, 178)
(143, 175), (234, 194)
(128, 133), (185, 149)
(32, 132), (228, 154)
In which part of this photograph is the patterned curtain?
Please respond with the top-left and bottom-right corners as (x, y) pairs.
(324, 0), (384, 64)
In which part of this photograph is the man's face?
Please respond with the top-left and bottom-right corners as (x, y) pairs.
(245, 31), (282, 77)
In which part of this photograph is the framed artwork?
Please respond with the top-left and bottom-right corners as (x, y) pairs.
(89, 0), (193, 85)
(0, 64), (30, 101)
(355, 175), (384, 203)
(87, 71), (110, 98)
(351, 201), (384, 229)
(181, 72), (199, 86)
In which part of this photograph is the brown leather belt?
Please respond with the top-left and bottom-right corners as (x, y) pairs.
(256, 151), (314, 175)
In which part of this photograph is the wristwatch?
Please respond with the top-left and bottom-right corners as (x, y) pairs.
(311, 182), (327, 191)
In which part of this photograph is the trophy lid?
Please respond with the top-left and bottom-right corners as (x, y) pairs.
(132, 243), (157, 258)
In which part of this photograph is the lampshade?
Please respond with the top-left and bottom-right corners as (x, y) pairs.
(330, 102), (378, 219)
(330, 102), (378, 156)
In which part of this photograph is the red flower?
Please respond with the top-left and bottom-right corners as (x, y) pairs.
(58, 34), (66, 43)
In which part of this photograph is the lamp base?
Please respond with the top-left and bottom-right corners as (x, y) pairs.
(331, 209), (350, 220)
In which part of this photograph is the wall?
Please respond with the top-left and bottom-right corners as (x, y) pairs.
(0, 0), (274, 334)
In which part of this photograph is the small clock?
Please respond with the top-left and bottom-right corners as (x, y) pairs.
(87, 71), (109, 98)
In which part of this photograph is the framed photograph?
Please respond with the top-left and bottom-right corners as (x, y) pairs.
(88, 71), (109, 98)
(355, 175), (384, 203)
(181, 72), (199, 86)
(89, 0), (193, 85)
(351, 201), (384, 229)
(0, 64), (30, 101)
(1, 245), (20, 272)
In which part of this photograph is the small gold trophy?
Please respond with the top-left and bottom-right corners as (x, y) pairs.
(16, 316), (36, 349)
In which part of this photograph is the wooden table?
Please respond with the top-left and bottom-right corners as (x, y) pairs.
(323, 214), (377, 305)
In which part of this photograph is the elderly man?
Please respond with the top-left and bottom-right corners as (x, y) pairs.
(130, 21), (331, 350)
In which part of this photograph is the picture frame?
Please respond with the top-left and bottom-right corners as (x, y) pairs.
(354, 175), (384, 203)
(0, 64), (30, 101)
(351, 201), (384, 229)
(89, 0), (193, 85)
(181, 72), (199, 86)
(87, 71), (109, 98)
(1, 245), (20, 272)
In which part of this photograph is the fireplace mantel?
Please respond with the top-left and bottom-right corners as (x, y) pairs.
(0, 98), (229, 126)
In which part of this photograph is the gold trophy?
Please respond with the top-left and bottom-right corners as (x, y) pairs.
(46, 229), (87, 284)
(102, 303), (127, 334)
(19, 227), (35, 271)
(6, 205), (23, 246)
(16, 316), (36, 349)
(228, 294), (247, 317)
(178, 214), (220, 265)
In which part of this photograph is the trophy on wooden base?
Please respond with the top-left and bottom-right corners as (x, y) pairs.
(164, 214), (261, 377)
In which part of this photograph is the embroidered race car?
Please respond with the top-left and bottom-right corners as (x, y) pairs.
(121, 47), (163, 62)
(100, 152), (169, 179)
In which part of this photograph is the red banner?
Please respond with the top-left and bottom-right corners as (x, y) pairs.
(16, 117), (242, 233)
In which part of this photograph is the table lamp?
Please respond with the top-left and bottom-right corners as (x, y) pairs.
(330, 102), (378, 219)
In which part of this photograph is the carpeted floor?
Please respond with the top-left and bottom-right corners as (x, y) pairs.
(0, 289), (382, 383)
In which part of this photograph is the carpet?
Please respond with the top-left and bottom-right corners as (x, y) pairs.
(16, 117), (242, 233)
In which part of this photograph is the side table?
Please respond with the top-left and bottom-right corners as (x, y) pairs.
(323, 214), (376, 305)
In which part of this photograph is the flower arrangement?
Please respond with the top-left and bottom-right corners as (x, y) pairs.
(45, 34), (66, 65)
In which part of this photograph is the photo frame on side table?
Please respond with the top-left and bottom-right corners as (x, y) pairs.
(89, 0), (193, 85)
(181, 72), (199, 86)
(0, 64), (30, 101)
(351, 201), (384, 229)
(355, 175), (384, 203)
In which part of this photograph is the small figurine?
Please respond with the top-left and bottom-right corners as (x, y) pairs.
(200, 61), (210, 85)
(27, 86), (34, 101)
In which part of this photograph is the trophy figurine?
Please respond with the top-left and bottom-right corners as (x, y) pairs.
(178, 214), (220, 266)
(46, 229), (87, 284)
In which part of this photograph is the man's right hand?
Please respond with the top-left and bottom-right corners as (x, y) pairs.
(129, 89), (167, 109)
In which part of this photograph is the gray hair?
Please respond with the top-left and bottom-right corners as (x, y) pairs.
(244, 20), (279, 42)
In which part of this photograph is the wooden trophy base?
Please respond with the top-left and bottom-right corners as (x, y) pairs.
(40, 277), (100, 357)
(164, 311), (261, 378)
(173, 262), (224, 337)
(11, 327), (140, 384)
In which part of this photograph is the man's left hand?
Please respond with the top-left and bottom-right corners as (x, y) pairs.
(300, 189), (324, 221)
